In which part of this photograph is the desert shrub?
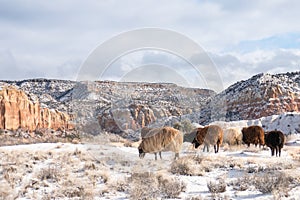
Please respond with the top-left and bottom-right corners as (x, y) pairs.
(128, 172), (186, 199)
(129, 172), (160, 200)
(231, 172), (295, 195)
(192, 154), (204, 164)
(73, 148), (81, 156)
(157, 174), (186, 198)
(38, 165), (60, 182)
(111, 179), (129, 192)
(3, 166), (20, 188)
(61, 185), (86, 198)
(84, 162), (96, 170)
(170, 156), (203, 176)
(171, 157), (194, 175)
(252, 172), (293, 194)
(64, 131), (80, 141)
(56, 179), (94, 199)
(230, 175), (252, 191)
(207, 178), (226, 194)
(247, 165), (265, 173)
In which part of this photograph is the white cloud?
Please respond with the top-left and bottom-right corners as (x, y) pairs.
(1, 0), (300, 90)
(211, 49), (300, 88)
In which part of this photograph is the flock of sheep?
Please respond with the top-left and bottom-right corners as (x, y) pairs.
(138, 125), (286, 160)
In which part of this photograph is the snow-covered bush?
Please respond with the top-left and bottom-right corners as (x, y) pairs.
(207, 178), (226, 193)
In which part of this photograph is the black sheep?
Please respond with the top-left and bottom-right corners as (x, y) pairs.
(264, 130), (285, 157)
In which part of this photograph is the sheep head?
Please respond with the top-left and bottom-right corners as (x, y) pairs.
(138, 147), (146, 159)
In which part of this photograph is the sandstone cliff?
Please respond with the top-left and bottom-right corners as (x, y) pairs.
(0, 86), (73, 132)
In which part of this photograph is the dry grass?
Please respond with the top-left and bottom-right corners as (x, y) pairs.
(0, 132), (80, 147)
(128, 172), (186, 199)
(230, 171), (297, 196)
(80, 132), (128, 144)
(109, 178), (129, 192)
(252, 172), (295, 194)
(128, 172), (160, 199)
(1, 134), (300, 199)
(170, 155), (204, 176)
(38, 165), (60, 182)
(157, 174), (186, 198)
(0, 144), (109, 199)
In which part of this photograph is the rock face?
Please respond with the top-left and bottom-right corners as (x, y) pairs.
(1, 79), (215, 135)
(0, 86), (73, 132)
(64, 81), (215, 135)
(1, 71), (299, 137)
(200, 72), (300, 124)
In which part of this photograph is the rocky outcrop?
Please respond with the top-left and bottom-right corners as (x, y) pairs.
(200, 72), (300, 124)
(1, 71), (299, 136)
(0, 80), (215, 135)
(0, 86), (73, 132)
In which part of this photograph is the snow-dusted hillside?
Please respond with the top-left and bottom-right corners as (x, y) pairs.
(200, 71), (300, 124)
(0, 71), (299, 138)
(0, 79), (214, 136)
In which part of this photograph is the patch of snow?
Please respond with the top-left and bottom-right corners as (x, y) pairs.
(212, 112), (300, 134)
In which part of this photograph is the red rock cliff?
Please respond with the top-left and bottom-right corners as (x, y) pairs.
(0, 86), (73, 131)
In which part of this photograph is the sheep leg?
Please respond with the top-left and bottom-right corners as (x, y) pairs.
(271, 147), (275, 156)
(278, 147), (281, 157)
(275, 146), (279, 157)
(174, 153), (179, 160)
(154, 153), (158, 160)
(215, 144), (219, 153)
(204, 145), (209, 152)
(159, 152), (162, 160)
(214, 144), (219, 153)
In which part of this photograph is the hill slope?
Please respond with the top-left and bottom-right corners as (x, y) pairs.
(199, 71), (300, 124)
(1, 71), (299, 137)
(1, 79), (214, 137)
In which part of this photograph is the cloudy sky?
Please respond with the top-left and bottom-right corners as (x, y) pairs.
(1, 0), (300, 92)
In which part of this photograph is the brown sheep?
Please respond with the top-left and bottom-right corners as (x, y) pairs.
(242, 125), (265, 147)
(223, 128), (242, 145)
(140, 126), (162, 160)
(138, 127), (183, 160)
(265, 130), (285, 157)
(192, 125), (223, 153)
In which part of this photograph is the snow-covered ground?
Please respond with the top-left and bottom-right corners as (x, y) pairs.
(1, 133), (300, 200)
(211, 112), (300, 135)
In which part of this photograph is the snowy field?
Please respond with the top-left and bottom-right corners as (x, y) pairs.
(1, 133), (300, 200)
